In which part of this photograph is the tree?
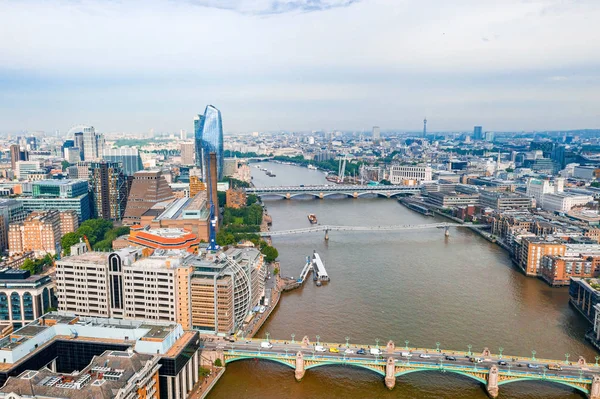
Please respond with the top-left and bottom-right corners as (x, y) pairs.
(380, 179), (392, 185)
(61, 160), (70, 171)
(214, 358), (223, 367)
(61, 232), (81, 256)
(273, 267), (280, 275)
(261, 246), (279, 263)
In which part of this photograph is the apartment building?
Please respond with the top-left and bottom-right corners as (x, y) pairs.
(541, 255), (600, 286)
(479, 190), (532, 210)
(8, 211), (62, 257)
(59, 210), (79, 236)
(518, 237), (566, 276)
(0, 268), (54, 328)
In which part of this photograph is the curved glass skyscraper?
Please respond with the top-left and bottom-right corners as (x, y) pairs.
(194, 105), (224, 180)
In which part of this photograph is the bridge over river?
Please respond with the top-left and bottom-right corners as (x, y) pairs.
(246, 184), (421, 199)
(259, 222), (484, 237)
(202, 337), (600, 398)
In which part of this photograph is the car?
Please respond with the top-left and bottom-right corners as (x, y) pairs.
(527, 364), (540, 369)
(547, 363), (563, 371)
(260, 342), (272, 349)
(445, 356), (457, 361)
(315, 345), (326, 352)
(517, 363), (525, 367)
(419, 354), (431, 359)
(498, 361), (508, 366)
(357, 348), (366, 355)
(345, 349), (355, 354)
(329, 347), (339, 353)
(370, 348), (382, 356)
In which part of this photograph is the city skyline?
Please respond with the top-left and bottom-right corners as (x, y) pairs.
(1, 0), (599, 133)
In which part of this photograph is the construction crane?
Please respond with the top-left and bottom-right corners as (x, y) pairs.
(83, 235), (92, 252)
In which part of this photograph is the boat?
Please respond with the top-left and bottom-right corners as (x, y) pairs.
(326, 175), (340, 183)
(308, 214), (318, 224)
(307, 164), (317, 170)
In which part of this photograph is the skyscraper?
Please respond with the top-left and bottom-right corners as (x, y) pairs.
(180, 142), (195, 165)
(372, 126), (380, 143)
(194, 105), (224, 180)
(473, 126), (483, 141)
(89, 161), (127, 221)
(81, 126), (103, 161)
(103, 147), (143, 176)
(423, 118), (427, 138)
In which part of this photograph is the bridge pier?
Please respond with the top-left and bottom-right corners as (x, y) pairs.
(324, 229), (329, 241)
(319, 193), (324, 199)
(384, 357), (396, 390)
(295, 351), (305, 381)
(486, 365), (499, 398)
(386, 340), (395, 354)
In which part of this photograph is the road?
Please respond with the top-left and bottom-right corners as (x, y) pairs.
(201, 338), (599, 380)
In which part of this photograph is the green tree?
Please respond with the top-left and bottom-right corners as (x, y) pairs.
(214, 358), (223, 367)
(61, 160), (70, 170)
(380, 179), (392, 185)
(61, 232), (82, 256)
(21, 259), (38, 275)
(261, 246), (279, 263)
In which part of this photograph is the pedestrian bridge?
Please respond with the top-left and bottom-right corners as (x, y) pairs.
(258, 222), (483, 237)
(203, 338), (600, 399)
(246, 185), (421, 199)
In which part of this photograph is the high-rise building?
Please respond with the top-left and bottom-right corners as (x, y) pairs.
(64, 147), (81, 163)
(90, 161), (127, 221)
(123, 170), (174, 225)
(423, 118), (427, 138)
(9, 145), (27, 170)
(73, 131), (85, 160)
(59, 209), (79, 236)
(14, 161), (41, 180)
(0, 200), (26, 253)
(180, 142), (195, 165)
(180, 129), (187, 140)
(194, 105), (224, 180)
(473, 126), (483, 140)
(79, 126), (103, 161)
(8, 210), (63, 257)
(372, 126), (380, 143)
(103, 147), (143, 177)
(189, 175), (206, 198)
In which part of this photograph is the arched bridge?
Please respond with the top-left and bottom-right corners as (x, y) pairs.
(202, 337), (600, 398)
(258, 223), (484, 237)
(246, 185), (421, 199)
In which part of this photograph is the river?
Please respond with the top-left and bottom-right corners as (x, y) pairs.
(208, 162), (596, 399)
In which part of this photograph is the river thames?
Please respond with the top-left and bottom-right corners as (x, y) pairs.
(208, 162), (596, 399)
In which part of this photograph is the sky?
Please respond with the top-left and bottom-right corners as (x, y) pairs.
(1, 0), (599, 134)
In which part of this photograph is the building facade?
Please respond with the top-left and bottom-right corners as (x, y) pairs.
(8, 211), (62, 257)
(0, 269), (53, 329)
(389, 165), (432, 184)
(179, 142), (195, 166)
(194, 105), (224, 180)
(103, 147), (143, 177)
(19, 180), (91, 222)
(90, 161), (127, 221)
(0, 200), (26, 254)
(518, 237), (566, 276)
(123, 170), (174, 225)
(541, 255), (600, 286)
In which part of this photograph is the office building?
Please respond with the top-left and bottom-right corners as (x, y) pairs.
(188, 248), (265, 334)
(570, 277), (600, 324)
(138, 192), (210, 242)
(0, 268), (53, 329)
(526, 177), (564, 208)
(226, 188), (247, 209)
(473, 126), (483, 141)
(123, 170), (174, 225)
(574, 165), (600, 181)
(103, 147), (143, 177)
(66, 161), (90, 180)
(194, 105), (224, 180)
(0, 200), (26, 254)
(90, 161), (127, 221)
(14, 161), (41, 180)
(372, 126), (381, 143)
(114, 227), (200, 254)
(0, 312), (201, 399)
(389, 164), (432, 184)
(9, 145), (27, 170)
(479, 191), (533, 210)
(484, 131), (495, 142)
(19, 180), (91, 222)
(427, 192), (479, 208)
(80, 126), (103, 161)
(179, 142), (195, 165)
(63, 147), (81, 163)
(8, 211), (63, 257)
(542, 192), (593, 213)
(223, 158), (238, 177)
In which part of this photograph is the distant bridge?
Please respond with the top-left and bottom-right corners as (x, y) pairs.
(259, 223), (483, 237)
(202, 337), (600, 398)
(246, 185), (421, 199)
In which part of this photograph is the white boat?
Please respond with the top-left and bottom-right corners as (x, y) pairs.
(307, 164), (317, 170)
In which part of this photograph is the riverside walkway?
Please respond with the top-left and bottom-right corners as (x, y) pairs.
(202, 337), (600, 398)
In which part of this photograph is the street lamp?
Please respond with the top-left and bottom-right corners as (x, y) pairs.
(508, 363), (512, 375)
(345, 337), (349, 348)
(316, 335), (320, 345)
(467, 344), (472, 357)
(312, 350), (315, 359)
(375, 338), (380, 349)
(405, 340), (409, 350)
(596, 356), (600, 367)
(291, 333), (295, 344)
(285, 348), (289, 357)
(436, 342), (441, 353)
(266, 332), (270, 343)
(531, 350), (536, 361)
(565, 353), (570, 365)
(499, 347), (504, 359)
(579, 369), (584, 381)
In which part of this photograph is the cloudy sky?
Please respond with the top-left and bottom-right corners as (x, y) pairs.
(1, 0), (599, 133)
